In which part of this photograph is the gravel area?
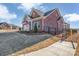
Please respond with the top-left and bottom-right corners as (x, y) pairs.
(0, 32), (52, 56)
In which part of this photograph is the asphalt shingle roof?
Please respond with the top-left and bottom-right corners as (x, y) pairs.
(44, 9), (55, 16)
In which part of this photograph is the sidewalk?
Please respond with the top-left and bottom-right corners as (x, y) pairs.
(21, 41), (77, 56)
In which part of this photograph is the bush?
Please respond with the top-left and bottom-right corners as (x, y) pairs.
(19, 28), (21, 31)
(34, 23), (38, 33)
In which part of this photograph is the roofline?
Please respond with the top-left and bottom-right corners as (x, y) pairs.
(30, 8), (43, 17)
(43, 8), (61, 19)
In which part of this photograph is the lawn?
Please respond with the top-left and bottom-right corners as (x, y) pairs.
(10, 34), (61, 56)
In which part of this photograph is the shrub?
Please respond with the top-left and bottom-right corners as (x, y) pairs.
(34, 23), (38, 33)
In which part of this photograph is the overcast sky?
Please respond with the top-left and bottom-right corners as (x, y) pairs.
(0, 3), (79, 29)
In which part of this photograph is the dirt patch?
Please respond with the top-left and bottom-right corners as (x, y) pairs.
(0, 29), (19, 33)
(64, 33), (79, 56)
(65, 33), (78, 43)
(74, 37), (79, 56)
(10, 35), (60, 56)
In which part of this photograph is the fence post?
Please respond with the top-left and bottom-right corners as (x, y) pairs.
(71, 41), (75, 49)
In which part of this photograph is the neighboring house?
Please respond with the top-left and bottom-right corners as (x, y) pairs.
(64, 22), (70, 31)
(0, 22), (20, 31)
(22, 8), (69, 34)
(0, 22), (11, 29)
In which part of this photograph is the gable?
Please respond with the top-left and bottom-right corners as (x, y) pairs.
(31, 10), (40, 18)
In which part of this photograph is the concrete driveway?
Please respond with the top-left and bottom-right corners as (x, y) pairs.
(0, 32), (52, 56)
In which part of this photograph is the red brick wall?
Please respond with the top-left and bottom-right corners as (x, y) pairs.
(57, 17), (64, 32)
(42, 9), (64, 34)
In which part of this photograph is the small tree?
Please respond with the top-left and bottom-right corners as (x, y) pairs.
(34, 23), (38, 33)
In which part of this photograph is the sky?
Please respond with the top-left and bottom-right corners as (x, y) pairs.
(0, 3), (79, 29)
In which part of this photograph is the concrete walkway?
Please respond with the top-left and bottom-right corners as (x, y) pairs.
(21, 41), (77, 56)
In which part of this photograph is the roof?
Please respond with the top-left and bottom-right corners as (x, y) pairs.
(0, 22), (9, 26)
(28, 8), (44, 19)
(23, 8), (59, 21)
(44, 9), (56, 16)
(31, 8), (44, 16)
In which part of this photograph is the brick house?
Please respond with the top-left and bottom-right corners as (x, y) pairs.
(22, 8), (69, 34)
